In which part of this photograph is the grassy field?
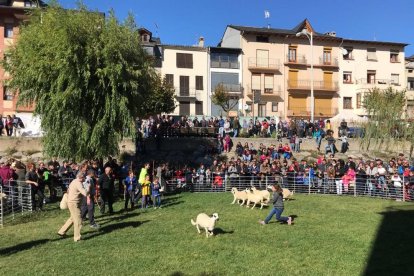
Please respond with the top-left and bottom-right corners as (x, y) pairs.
(0, 193), (413, 276)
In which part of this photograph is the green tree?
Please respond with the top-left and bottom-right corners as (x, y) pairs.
(1, 3), (174, 159)
(360, 87), (413, 155)
(211, 83), (239, 115)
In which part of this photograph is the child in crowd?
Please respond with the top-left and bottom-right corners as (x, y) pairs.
(151, 176), (162, 209)
(141, 174), (151, 208)
(124, 170), (137, 211)
(259, 184), (292, 225)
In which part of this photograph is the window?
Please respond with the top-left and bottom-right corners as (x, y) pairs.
(258, 104), (266, 117)
(252, 74), (261, 95)
(195, 101), (203, 115)
(195, 76), (203, 90)
(179, 101), (190, 115)
(367, 70), (376, 84)
(4, 25), (13, 38)
(176, 53), (193, 68)
(390, 51), (399, 62)
(142, 34), (149, 42)
(323, 48), (332, 64)
(272, 102), (278, 112)
(179, 76), (189, 96)
(264, 74), (273, 93)
(367, 48), (377, 61)
(408, 79), (414, 91)
(256, 36), (269, 43)
(343, 47), (353, 60)
(356, 93), (362, 108)
(343, 71), (352, 83)
(24, 1), (37, 7)
(165, 74), (174, 87)
(288, 47), (297, 62)
(391, 74), (399, 85)
(343, 97), (352, 109)
(3, 86), (13, 101)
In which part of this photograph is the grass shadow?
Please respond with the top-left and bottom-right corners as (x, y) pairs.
(96, 211), (140, 226)
(0, 239), (51, 256)
(363, 206), (414, 275)
(213, 227), (234, 236)
(83, 220), (151, 240)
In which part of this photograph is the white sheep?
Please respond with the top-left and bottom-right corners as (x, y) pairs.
(0, 192), (8, 210)
(230, 187), (248, 206)
(267, 185), (294, 201)
(246, 190), (265, 210)
(191, 213), (219, 238)
(250, 186), (270, 203)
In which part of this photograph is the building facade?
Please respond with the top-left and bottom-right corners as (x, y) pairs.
(0, 0), (43, 116)
(219, 19), (407, 119)
(208, 46), (242, 117)
(406, 55), (414, 118)
(158, 42), (209, 116)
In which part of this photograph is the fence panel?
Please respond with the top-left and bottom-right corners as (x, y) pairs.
(0, 181), (33, 227)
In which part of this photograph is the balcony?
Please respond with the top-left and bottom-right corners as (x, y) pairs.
(174, 87), (199, 99)
(287, 80), (339, 92)
(285, 55), (307, 66)
(316, 57), (339, 68)
(216, 83), (243, 96)
(356, 78), (400, 89)
(287, 107), (338, 117)
(211, 56), (239, 69)
(248, 58), (280, 72)
(246, 86), (281, 100)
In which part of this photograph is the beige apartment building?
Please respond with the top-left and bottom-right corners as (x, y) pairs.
(219, 19), (408, 119)
(406, 55), (414, 117)
(0, 0), (43, 116)
(157, 42), (209, 116)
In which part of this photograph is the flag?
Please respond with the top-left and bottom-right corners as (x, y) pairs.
(264, 10), (270, 19)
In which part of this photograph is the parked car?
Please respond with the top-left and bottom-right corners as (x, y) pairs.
(347, 127), (365, 138)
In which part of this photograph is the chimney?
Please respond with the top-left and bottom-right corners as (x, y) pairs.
(198, 36), (204, 48)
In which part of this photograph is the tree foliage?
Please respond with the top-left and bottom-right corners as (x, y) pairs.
(211, 83), (239, 115)
(1, 3), (175, 159)
(360, 87), (413, 155)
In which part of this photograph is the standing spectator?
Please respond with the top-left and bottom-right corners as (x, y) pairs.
(233, 116), (240, 138)
(25, 162), (45, 211)
(0, 115), (4, 136)
(294, 135), (301, 153)
(151, 176), (162, 208)
(223, 134), (232, 153)
(58, 172), (89, 242)
(81, 169), (99, 228)
(123, 170), (137, 211)
(5, 115), (13, 136)
(141, 174), (151, 208)
(98, 167), (114, 214)
(218, 116), (225, 137)
(0, 161), (13, 186)
(340, 135), (349, 154)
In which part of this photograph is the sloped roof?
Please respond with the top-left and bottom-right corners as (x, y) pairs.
(227, 19), (408, 46)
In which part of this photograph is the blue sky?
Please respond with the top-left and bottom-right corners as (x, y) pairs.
(58, 0), (414, 56)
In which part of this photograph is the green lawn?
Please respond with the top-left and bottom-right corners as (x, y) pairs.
(0, 193), (413, 276)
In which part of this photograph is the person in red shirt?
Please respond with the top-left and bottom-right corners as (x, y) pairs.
(283, 143), (292, 159)
(261, 119), (269, 137)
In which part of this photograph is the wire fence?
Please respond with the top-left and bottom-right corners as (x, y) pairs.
(0, 181), (33, 227)
(163, 174), (412, 202)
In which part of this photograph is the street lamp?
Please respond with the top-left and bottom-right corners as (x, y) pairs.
(296, 29), (314, 122)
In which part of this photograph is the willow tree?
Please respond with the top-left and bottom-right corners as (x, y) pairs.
(360, 87), (413, 155)
(211, 83), (239, 115)
(1, 3), (174, 159)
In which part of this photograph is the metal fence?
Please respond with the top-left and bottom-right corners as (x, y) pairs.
(0, 181), (33, 227)
(163, 174), (412, 202)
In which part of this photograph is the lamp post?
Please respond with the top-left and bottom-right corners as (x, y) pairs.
(296, 29), (314, 122)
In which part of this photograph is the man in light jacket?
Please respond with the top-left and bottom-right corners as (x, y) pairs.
(58, 172), (89, 242)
